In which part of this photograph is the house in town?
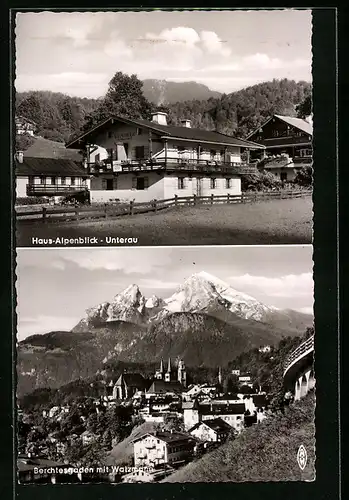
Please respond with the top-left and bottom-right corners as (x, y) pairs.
(246, 114), (313, 182)
(81, 430), (98, 446)
(15, 154), (90, 201)
(188, 417), (232, 443)
(15, 115), (37, 136)
(112, 373), (148, 400)
(238, 374), (254, 388)
(133, 431), (197, 467)
(183, 399), (245, 433)
(65, 112), (265, 203)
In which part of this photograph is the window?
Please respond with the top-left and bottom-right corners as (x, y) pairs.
(178, 177), (185, 189)
(40, 176), (45, 184)
(61, 177), (66, 185)
(132, 176), (149, 190)
(226, 178), (231, 189)
(210, 178), (216, 189)
(271, 130), (279, 138)
(136, 128), (142, 135)
(95, 153), (100, 163)
(106, 179), (114, 190)
(280, 172), (287, 182)
(71, 177), (76, 186)
(135, 146), (145, 159)
(210, 149), (216, 159)
(51, 176), (56, 185)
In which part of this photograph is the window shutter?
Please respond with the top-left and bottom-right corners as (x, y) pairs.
(144, 176), (149, 188)
(102, 178), (107, 190)
(178, 178), (182, 189)
(184, 177), (189, 189)
(113, 178), (118, 190)
(132, 177), (137, 189)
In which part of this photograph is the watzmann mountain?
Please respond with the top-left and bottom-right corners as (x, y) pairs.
(17, 272), (313, 395)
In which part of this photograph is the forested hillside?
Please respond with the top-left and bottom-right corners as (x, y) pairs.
(15, 75), (311, 144)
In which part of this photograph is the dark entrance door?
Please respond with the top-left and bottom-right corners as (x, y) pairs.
(136, 177), (145, 190)
(106, 179), (114, 190)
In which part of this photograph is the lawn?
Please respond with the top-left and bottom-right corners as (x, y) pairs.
(16, 197), (312, 246)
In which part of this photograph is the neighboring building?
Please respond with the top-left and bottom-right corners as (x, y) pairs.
(246, 114), (313, 182)
(258, 345), (272, 353)
(189, 418), (232, 443)
(22, 136), (82, 161)
(15, 155), (90, 200)
(183, 399), (245, 433)
(15, 116), (37, 136)
(112, 373), (148, 400)
(17, 456), (82, 483)
(66, 112), (264, 203)
(231, 369), (241, 376)
(81, 431), (98, 446)
(133, 431), (197, 467)
(146, 380), (184, 397)
(238, 375), (253, 388)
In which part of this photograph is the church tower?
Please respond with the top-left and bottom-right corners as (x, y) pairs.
(218, 366), (222, 385)
(177, 359), (187, 387)
(165, 358), (172, 382)
(155, 359), (164, 380)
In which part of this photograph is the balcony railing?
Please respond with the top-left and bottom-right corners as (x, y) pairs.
(87, 158), (258, 175)
(284, 336), (314, 375)
(26, 184), (89, 196)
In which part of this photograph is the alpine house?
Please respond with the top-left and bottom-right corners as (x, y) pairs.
(66, 112), (265, 203)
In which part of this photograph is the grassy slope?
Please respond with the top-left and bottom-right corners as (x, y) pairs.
(17, 197), (312, 246)
(163, 391), (315, 483)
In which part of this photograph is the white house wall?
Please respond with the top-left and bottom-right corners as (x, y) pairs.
(164, 175), (241, 198)
(90, 172), (165, 203)
(16, 177), (27, 198)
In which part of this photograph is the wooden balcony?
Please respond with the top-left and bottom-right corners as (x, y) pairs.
(26, 184), (89, 196)
(87, 158), (258, 176)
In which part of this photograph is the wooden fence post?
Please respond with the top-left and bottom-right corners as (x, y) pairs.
(75, 206), (80, 220)
(154, 200), (158, 213)
(104, 203), (108, 219)
(193, 194), (197, 206)
(174, 194), (178, 207)
(211, 193), (214, 205)
(227, 193), (230, 204)
(129, 200), (134, 215)
(241, 192), (244, 204)
(42, 206), (47, 223)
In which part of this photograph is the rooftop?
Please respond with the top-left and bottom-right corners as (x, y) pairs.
(189, 417), (232, 433)
(15, 157), (88, 177)
(66, 116), (265, 150)
(133, 431), (196, 445)
(23, 136), (82, 161)
(147, 380), (184, 394)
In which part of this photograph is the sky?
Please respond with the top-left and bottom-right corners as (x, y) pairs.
(15, 9), (312, 97)
(16, 245), (313, 340)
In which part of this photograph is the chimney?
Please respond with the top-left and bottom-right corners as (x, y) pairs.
(151, 112), (167, 126)
(17, 151), (24, 163)
(181, 119), (191, 128)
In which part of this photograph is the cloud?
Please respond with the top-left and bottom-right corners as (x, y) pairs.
(52, 248), (174, 275)
(228, 272), (314, 299)
(138, 278), (180, 290)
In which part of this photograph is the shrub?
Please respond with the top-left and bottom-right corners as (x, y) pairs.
(293, 166), (313, 187)
(241, 171), (283, 192)
(16, 196), (49, 205)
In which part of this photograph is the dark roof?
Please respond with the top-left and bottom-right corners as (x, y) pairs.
(24, 136), (82, 161)
(147, 380), (184, 394)
(15, 157), (87, 176)
(66, 116), (265, 150)
(252, 394), (267, 407)
(189, 417), (232, 434)
(199, 403), (246, 415)
(247, 114), (313, 140)
(116, 373), (147, 388)
(133, 431), (196, 445)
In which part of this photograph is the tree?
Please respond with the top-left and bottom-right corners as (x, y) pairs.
(15, 133), (35, 152)
(83, 72), (153, 130)
(294, 166), (313, 187)
(223, 374), (239, 394)
(296, 95), (312, 118)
